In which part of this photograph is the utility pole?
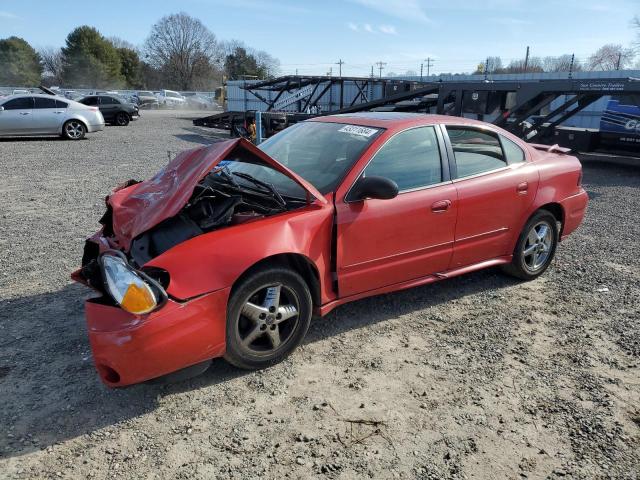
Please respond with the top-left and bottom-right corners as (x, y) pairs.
(484, 57), (489, 80)
(375, 61), (386, 78)
(420, 62), (424, 81)
(524, 46), (530, 72)
(425, 57), (434, 77)
(336, 59), (345, 77)
(616, 52), (622, 70)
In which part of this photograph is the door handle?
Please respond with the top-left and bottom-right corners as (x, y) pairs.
(431, 199), (452, 213)
(19, 112), (31, 115)
(516, 182), (529, 194)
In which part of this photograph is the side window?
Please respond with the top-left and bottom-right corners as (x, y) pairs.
(501, 135), (525, 164)
(82, 97), (98, 106)
(55, 99), (68, 109)
(34, 97), (57, 109)
(3, 97), (34, 110)
(446, 127), (507, 178)
(363, 126), (442, 191)
(100, 96), (115, 105)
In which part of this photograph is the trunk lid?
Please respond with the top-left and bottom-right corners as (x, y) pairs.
(107, 138), (327, 250)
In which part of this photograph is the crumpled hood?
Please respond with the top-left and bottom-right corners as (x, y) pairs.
(107, 138), (326, 251)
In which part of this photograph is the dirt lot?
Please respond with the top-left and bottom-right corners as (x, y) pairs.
(0, 110), (639, 479)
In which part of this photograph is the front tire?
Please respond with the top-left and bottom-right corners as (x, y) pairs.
(62, 120), (86, 140)
(224, 267), (312, 370)
(502, 210), (559, 280)
(115, 112), (130, 126)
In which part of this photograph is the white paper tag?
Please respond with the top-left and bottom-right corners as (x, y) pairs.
(338, 125), (379, 137)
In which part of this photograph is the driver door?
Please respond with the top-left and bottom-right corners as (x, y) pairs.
(336, 126), (458, 297)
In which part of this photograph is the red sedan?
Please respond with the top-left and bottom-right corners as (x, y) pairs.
(74, 113), (588, 387)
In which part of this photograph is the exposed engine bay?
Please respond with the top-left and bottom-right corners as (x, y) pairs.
(126, 166), (306, 266)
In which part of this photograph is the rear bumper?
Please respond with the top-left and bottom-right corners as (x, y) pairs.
(85, 287), (230, 387)
(87, 122), (105, 133)
(560, 189), (588, 240)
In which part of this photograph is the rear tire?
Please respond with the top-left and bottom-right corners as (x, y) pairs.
(115, 112), (130, 126)
(62, 120), (86, 140)
(501, 210), (559, 280)
(224, 267), (312, 370)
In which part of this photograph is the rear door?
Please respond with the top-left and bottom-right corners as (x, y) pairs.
(99, 96), (118, 121)
(443, 125), (538, 268)
(336, 125), (458, 296)
(0, 97), (35, 135)
(32, 96), (62, 133)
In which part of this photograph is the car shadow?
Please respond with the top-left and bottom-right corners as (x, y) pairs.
(0, 268), (518, 459)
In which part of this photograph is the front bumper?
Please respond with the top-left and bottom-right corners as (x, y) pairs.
(559, 188), (588, 240)
(85, 287), (230, 387)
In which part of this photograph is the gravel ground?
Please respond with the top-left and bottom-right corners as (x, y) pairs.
(0, 110), (639, 479)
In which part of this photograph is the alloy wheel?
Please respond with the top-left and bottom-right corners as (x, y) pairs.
(65, 121), (84, 139)
(236, 284), (300, 355)
(522, 221), (553, 271)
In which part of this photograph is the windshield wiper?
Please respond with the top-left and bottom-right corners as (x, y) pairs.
(232, 172), (286, 208)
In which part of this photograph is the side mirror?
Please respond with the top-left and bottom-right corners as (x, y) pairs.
(349, 176), (399, 201)
(0, 106), (4, 112)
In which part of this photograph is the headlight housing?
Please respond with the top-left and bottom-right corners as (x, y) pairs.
(99, 252), (166, 315)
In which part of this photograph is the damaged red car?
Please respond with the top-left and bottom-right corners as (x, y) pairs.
(73, 113), (588, 387)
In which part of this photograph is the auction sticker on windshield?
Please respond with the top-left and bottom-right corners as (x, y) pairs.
(338, 125), (379, 137)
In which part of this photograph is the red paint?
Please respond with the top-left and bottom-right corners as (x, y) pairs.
(77, 114), (588, 386)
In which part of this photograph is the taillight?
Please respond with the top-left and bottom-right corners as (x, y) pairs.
(89, 107), (99, 111)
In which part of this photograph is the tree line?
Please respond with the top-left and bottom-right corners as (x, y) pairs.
(0, 12), (280, 90)
(473, 45), (637, 75)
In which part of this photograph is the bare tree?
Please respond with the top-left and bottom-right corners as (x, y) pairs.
(39, 46), (64, 85)
(254, 50), (280, 79)
(634, 16), (640, 51)
(506, 57), (543, 73)
(587, 44), (635, 70)
(144, 12), (221, 90)
(108, 36), (137, 51)
(542, 54), (581, 72)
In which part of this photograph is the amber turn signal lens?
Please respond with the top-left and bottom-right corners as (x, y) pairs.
(121, 283), (157, 314)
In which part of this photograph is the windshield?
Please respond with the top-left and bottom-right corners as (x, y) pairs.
(256, 121), (382, 194)
(139, 91), (154, 96)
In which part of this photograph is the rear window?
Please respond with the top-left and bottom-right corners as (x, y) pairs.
(446, 127), (507, 178)
(34, 97), (57, 109)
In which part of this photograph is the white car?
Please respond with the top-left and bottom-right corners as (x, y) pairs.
(156, 89), (186, 108)
(0, 94), (105, 140)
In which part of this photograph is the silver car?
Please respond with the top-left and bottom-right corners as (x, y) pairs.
(0, 94), (105, 140)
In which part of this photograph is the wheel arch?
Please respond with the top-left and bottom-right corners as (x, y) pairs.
(230, 253), (322, 308)
(537, 202), (565, 236)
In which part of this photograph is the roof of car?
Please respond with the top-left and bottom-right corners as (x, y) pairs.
(311, 112), (492, 129)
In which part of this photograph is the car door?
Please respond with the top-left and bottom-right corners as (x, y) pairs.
(443, 125), (539, 268)
(32, 96), (62, 133)
(336, 125), (458, 297)
(0, 96), (34, 135)
(99, 96), (118, 121)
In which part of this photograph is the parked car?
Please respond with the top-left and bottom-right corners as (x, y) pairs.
(0, 94), (104, 140)
(136, 91), (160, 109)
(12, 89), (30, 95)
(156, 89), (186, 108)
(79, 95), (139, 126)
(183, 93), (216, 110)
(73, 113), (588, 386)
